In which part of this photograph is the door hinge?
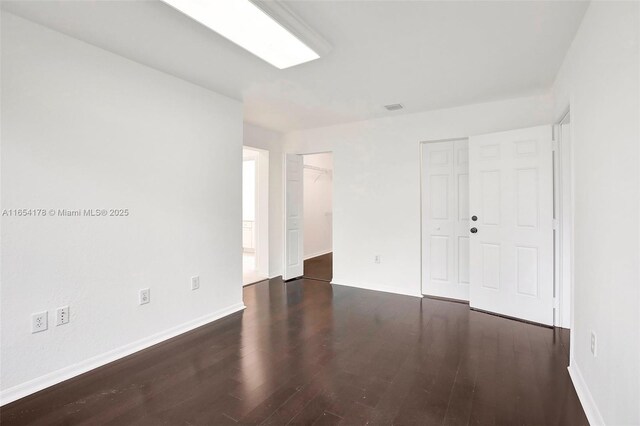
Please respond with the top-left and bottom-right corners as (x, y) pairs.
(553, 298), (560, 309)
(551, 139), (559, 152)
(552, 219), (559, 230)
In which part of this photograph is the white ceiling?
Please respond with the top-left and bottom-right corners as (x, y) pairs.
(2, 0), (588, 132)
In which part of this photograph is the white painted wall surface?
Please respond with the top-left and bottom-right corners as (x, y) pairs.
(1, 13), (244, 402)
(285, 95), (553, 297)
(552, 3), (640, 424)
(243, 123), (284, 278)
(303, 153), (332, 259)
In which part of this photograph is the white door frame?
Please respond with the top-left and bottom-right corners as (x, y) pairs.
(243, 146), (270, 279)
(419, 138), (469, 299)
(553, 109), (573, 329)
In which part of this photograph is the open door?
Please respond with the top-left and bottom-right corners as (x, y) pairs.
(284, 154), (304, 280)
(469, 125), (554, 325)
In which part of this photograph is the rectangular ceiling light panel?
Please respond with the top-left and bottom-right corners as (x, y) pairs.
(163, 0), (320, 69)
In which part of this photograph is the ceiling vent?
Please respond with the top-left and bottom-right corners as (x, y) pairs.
(384, 103), (404, 111)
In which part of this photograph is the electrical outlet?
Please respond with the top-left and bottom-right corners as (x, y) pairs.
(31, 311), (48, 333)
(374, 255), (381, 264)
(191, 276), (200, 290)
(139, 288), (150, 305)
(591, 331), (597, 356)
(56, 306), (70, 326)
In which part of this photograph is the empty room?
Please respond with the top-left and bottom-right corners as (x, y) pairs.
(1, 1), (638, 425)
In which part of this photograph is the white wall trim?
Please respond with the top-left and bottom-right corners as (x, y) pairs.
(553, 111), (573, 329)
(331, 280), (423, 299)
(0, 302), (246, 406)
(304, 249), (332, 260)
(568, 362), (605, 426)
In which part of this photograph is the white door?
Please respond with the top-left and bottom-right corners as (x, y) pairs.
(421, 139), (470, 301)
(284, 154), (304, 280)
(469, 125), (554, 325)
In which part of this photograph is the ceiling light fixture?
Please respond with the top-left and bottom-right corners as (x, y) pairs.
(162, 0), (321, 69)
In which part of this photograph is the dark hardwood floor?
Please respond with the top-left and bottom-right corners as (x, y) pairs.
(1, 277), (587, 425)
(304, 253), (332, 282)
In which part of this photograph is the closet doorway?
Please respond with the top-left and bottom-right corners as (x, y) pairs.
(302, 153), (333, 282)
(421, 125), (556, 326)
(283, 152), (333, 282)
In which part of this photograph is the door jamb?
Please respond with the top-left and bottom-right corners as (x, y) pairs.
(553, 109), (573, 329)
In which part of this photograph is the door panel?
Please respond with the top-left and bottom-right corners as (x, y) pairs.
(480, 170), (501, 225)
(458, 236), (470, 284)
(458, 174), (469, 220)
(429, 175), (449, 219)
(481, 243), (501, 289)
(516, 246), (538, 296)
(429, 236), (449, 281)
(516, 168), (539, 227)
(469, 125), (553, 325)
(284, 154), (303, 280)
(421, 139), (470, 301)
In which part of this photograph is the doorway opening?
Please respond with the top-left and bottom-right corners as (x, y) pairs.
(242, 146), (269, 286)
(283, 152), (333, 282)
(302, 153), (333, 282)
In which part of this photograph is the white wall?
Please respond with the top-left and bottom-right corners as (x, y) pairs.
(303, 153), (333, 259)
(243, 123), (284, 278)
(1, 13), (244, 403)
(285, 95), (553, 297)
(552, 2), (640, 424)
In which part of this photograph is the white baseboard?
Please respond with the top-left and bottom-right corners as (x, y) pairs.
(422, 288), (470, 303)
(0, 302), (246, 406)
(330, 279), (423, 298)
(304, 250), (332, 260)
(568, 362), (605, 425)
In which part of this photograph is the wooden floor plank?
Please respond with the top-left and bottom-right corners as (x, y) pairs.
(1, 275), (588, 426)
(303, 253), (333, 282)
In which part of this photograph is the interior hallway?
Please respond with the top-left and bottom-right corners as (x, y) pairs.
(303, 253), (333, 282)
(1, 277), (587, 425)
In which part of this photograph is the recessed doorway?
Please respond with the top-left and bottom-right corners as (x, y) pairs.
(302, 153), (333, 282)
(283, 152), (333, 282)
(242, 146), (269, 286)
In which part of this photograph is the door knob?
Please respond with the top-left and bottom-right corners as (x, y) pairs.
(472, 215), (478, 221)
(470, 227), (478, 234)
